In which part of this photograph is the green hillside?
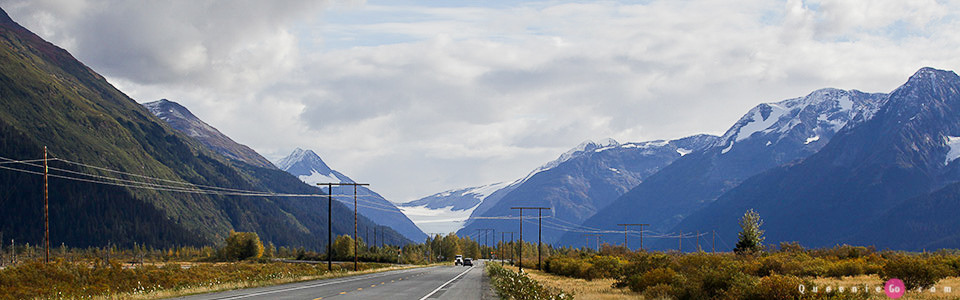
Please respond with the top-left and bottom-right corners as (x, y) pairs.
(0, 7), (409, 249)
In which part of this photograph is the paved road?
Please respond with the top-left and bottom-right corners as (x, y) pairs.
(176, 260), (493, 300)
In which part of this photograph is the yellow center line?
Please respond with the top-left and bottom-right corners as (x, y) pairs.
(381, 282), (385, 284)
(312, 298), (322, 300)
(339, 292), (347, 295)
(371, 284), (377, 287)
(357, 288), (363, 291)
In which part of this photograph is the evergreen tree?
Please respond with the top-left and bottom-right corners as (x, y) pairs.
(734, 209), (765, 254)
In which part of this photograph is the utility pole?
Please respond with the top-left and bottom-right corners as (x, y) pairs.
(477, 229), (494, 259)
(43, 146), (49, 263)
(500, 232), (505, 264)
(318, 182), (369, 272)
(504, 231), (515, 264)
(352, 184), (367, 271)
(696, 230), (700, 252)
(678, 230), (682, 253)
(617, 223), (648, 250)
(712, 230), (716, 253)
(583, 234), (601, 252)
(510, 207), (549, 272)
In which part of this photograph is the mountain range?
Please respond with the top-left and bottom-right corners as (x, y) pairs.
(4, 3), (960, 252)
(416, 67), (960, 252)
(141, 98), (424, 243)
(0, 7), (408, 249)
(673, 67), (960, 251)
(453, 135), (719, 245)
(567, 87), (888, 248)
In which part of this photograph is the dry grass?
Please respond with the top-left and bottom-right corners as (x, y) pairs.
(94, 263), (428, 300)
(811, 275), (960, 300)
(501, 264), (641, 300)
(502, 263), (960, 300)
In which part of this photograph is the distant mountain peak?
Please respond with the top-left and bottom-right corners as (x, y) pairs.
(142, 99), (277, 169)
(276, 147), (427, 241)
(714, 87), (885, 154)
(276, 148), (335, 176)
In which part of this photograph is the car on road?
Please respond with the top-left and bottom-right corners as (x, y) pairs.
(463, 258), (473, 266)
(455, 255), (463, 266)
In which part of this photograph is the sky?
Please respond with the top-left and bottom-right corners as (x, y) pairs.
(3, 0), (960, 202)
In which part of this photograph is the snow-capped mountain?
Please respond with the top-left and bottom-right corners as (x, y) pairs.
(142, 99), (277, 169)
(569, 87), (887, 249)
(457, 134), (718, 244)
(674, 67), (960, 250)
(277, 148), (428, 242)
(714, 88), (885, 155)
(276, 148), (350, 184)
(398, 182), (513, 234)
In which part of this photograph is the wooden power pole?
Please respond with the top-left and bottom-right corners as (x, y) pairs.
(617, 223), (648, 250)
(318, 182), (368, 272)
(510, 207), (549, 272)
(43, 146), (49, 263)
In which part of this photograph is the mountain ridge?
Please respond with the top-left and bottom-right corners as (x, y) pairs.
(568, 86), (887, 248)
(0, 6), (408, 249)
(277, 148), (428, 242)
(457, 134), (719, 244)
(142, 99), (277, 169)
(671, 67), (960, 251)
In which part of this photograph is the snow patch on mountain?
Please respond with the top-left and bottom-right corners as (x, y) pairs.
(733, 103), (788, 142)
(715, 88), (884, 155)
(945, 136), (960, 165)
(464, 182), (510, 200)
(298, 170), (342, 185)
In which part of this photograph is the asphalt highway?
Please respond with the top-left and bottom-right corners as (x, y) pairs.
(176, 260), (493, 300)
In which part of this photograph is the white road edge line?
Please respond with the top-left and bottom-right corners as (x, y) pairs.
(418, 265), (474, 300)
(213, 267), (431, 300)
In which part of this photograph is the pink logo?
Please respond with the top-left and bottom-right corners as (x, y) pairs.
(885, 278), (905, 299)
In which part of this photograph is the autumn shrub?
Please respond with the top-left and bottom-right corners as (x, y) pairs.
(624, 267), (682, 293)
(586, 255), (624, 279)
(879, 254), (951, 290)
(545, 256), (586, 278)
(825, 258), (867, 278)
(613, 252), (674, 289)
(748, 274), (804, 300)
(642, 283), (675, 300)
(487, 262), (571, 300)
(672, 254), (757, 299)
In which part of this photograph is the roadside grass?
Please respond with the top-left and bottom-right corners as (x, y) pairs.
(505, 245), (960, 299)
(501, 263), (639, 300)
(509, 265), (960, 300)
(0, 259), (426, 300)
(487, 262), (572, 300)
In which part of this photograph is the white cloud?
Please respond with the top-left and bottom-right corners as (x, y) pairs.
(3, 0), (960, 201)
